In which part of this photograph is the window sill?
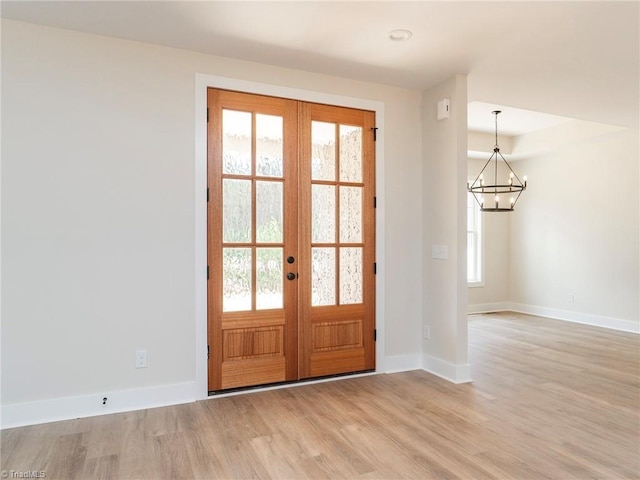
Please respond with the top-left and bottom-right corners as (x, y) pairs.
(468, 281), (485, 288)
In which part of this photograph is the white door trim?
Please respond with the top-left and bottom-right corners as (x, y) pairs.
(194, 74), (386, 399)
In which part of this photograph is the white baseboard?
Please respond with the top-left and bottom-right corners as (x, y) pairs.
(0, 351), (422, 429)
(1, 381), (197, 429)
(384, 353), (422, 373)
(468, 302), (510, 314)
(19, 306), (632, 430)
(509, 303), (640, 334)
(422, 354), (472, 384)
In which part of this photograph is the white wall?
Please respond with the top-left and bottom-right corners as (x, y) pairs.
(1, 20), (424, 426)
(509, 126), (639, 330)
(421, 75), (470, 383)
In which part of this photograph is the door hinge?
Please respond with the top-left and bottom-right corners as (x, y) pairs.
(207, 107), (209, 123)
(371, 127), (378, 141)
(373, 196), (377, 208)
(207, 265), (210, 280)
(374, 262), (377, 275)
(207, 187), (209, 202)
(374, 329), (377, 342)
(207, 345), (210, 359)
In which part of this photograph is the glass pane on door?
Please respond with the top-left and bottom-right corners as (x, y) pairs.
(257, 248), (283, 310)
(312, 184), (336, 243)
(340, 247), (363, 304)
(339, 186), (362, 243)
(256, 181), (283, 243)
(223, 179), (252, 243)
(223, 248), (252, 312)
(312, 247), (336, 306)
(256, 114), (284, 177)
(222, 109), (251, 175)
(339, 125), (362, 182)
(311, 121), (336, 181)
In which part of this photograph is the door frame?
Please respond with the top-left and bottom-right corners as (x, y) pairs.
(195, 73), (386, 399)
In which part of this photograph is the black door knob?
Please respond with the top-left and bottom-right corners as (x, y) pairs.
(287, 256), (295, 264)
(287, 272), (296, 280)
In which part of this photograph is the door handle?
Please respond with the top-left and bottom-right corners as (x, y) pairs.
(287, 256), (295, 264)
(287, 272), (297, 281)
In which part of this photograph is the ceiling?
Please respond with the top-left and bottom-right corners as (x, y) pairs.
(467, 102), (573, 136)
(2, 1), (638, 133)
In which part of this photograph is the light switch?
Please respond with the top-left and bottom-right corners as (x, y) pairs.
(431, 245), (448, 260)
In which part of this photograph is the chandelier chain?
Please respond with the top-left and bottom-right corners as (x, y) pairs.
(494, 110), (500, 149)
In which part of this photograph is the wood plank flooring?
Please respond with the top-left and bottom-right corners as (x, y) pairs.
(2, 312), (639, 479)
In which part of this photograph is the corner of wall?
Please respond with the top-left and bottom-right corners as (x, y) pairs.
(422, 354), (472, 384)
(421, 74), (470, 377)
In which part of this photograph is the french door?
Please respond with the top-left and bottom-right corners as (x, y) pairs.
(207, 89), (375, 391)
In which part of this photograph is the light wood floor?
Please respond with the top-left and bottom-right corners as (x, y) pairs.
(2, 312), (639, 479)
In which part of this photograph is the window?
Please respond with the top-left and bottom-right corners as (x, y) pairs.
(467, 189), (483, 285)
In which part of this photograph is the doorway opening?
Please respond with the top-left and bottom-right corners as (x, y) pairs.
(207, 89), (377, 392)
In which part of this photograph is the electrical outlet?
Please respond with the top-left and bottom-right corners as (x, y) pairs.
(135, 350), (147, 368)
(568, 294), (575, 304)
(423, 325), (430, 339)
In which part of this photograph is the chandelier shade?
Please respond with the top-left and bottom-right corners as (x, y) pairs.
(467, 110), (527, 212)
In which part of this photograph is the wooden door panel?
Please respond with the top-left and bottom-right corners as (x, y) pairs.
(221, 324), (286, 389)
(310, 315), (366, 377)
(309, 350), (366, 378)
(221, 359), (286, 390)
(312, 319), (363, 352)
(223, 325), (284, 359)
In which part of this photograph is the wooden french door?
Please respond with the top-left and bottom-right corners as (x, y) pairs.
(298, 102), (376, 379)
(207, 89), (375, 391)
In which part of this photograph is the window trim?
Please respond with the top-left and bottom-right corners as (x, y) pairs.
(467, 184), (484, 287)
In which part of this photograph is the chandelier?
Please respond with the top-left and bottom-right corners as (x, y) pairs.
(468, 110), (527, 212)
